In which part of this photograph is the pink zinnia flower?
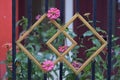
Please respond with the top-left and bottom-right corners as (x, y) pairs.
(72, 61), (82, 70)
(35, 14), (41, 20)
(2, 43), (20, 53)
(47, 8), (60, 20)
(58, 45), (68, 53)
(42, 60), (54, 72)
(2, 43), (12, 51)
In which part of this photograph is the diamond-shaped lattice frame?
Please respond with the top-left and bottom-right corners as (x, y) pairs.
(16, 14), (53, 72)
(46, 19), (77, 71)
(16, 13), (107, 75)
(46, 13), (107, 74)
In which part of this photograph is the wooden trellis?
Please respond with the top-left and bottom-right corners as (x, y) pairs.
(16, 13), (107, 75)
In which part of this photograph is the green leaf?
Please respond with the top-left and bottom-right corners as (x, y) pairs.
(67, 30), (77, 38)
(96, 27), (106, 34)
(86, 47), (98, 52)
(114, 45), (120, 55)
(16, 16), (28, 30)
(35, 44), (40, 53)
(112, 37), (119, 42)
(45, 53), (52, 59)
(92, 38), (101, 47)
(95, 72), (104, 80)
(83, 31), (93, 37)
(65, 73), (76, 80)
(84, 64), (91, 71)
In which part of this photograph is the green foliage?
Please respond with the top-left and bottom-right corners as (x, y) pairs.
(6, 13), (120, 80)
(75, 13), (120, 79)
(6, 15), (79, 80)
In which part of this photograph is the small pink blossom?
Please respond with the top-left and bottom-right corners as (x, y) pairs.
(35, 14), (41, 20)
(42, 60), (54, 72)
(2, 43), (12, 51)
(2, 43), (20, 53)
(2, 43), (12, 49)
(72, 61), (82, 70)
(58, 45), (68, 53)
(47, 8), (60, 20)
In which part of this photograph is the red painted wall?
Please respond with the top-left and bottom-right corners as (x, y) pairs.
(0, 0), (12, 79)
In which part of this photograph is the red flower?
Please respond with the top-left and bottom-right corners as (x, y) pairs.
(2, 43), (20, 53)
(2, 43), (12, 50)
(35, 14), (41, 20)
(72, 61), (82, 70)
(42, 60), (54, 72)
(47, 8), (60, 20)
(58, 45), (68, 53)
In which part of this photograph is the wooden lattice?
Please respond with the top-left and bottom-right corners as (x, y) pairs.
(16, 13), (107, 74)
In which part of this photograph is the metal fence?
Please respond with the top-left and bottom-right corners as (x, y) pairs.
(12, 0), (114, 80)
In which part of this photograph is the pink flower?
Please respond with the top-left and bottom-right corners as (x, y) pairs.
(2, 43), (20, 53)
(42, 60), (54, 72)
(47, 8), (60, 20)
(2, 43), (12, 50)
(35, 14), (41, 20)
(58, 45), (68, 53)
(72, 61), (82, 70)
